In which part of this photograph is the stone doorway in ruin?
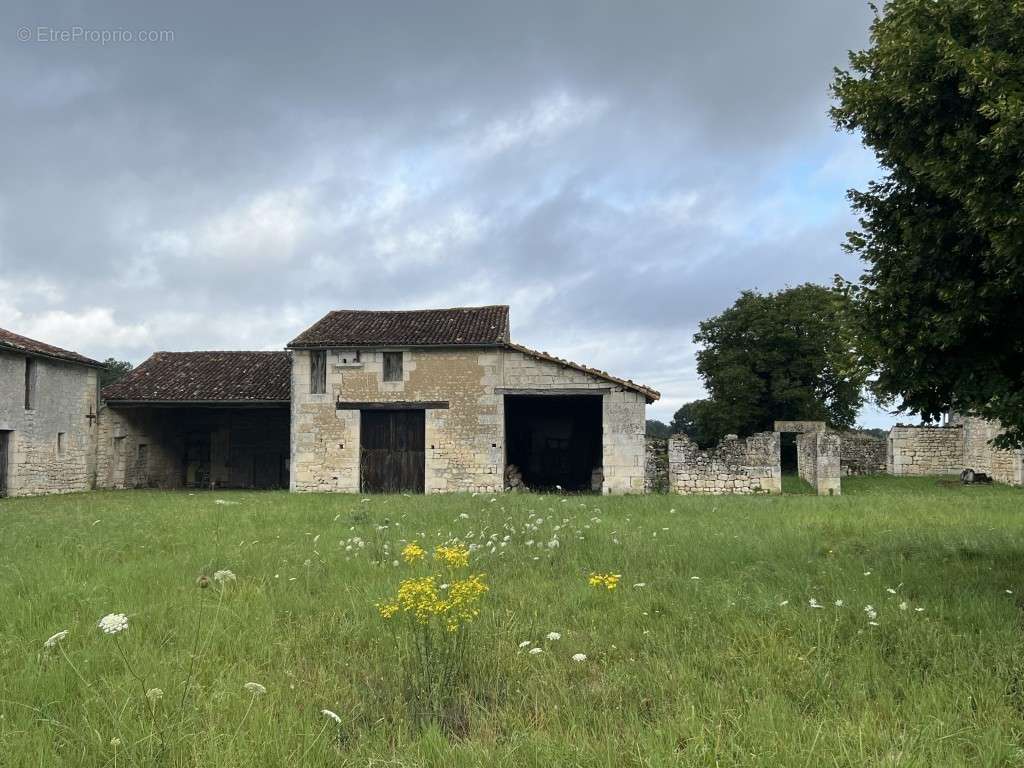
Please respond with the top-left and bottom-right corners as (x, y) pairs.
(773, 421), (842, 496)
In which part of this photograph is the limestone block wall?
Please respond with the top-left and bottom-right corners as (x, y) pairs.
(96, 407), (186, 489)
(952, 414), (1024, 486)
(798, 431), (842, 495)
(840, 432), (887, 476)
(668, 432), (781, 495)
(887, 425), (964, 476)
(0, 351), (98, 496)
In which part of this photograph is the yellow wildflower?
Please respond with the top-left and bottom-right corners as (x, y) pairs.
(434, 544), (470, 568)
(588, 572), (621, 591)
(377, 601), (400, 619)
(401, 541), (426, 564)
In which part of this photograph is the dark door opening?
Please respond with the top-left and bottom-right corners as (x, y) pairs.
(0, 431), (10, 497)
(360, 410), (425, 493)
(504, 395), (602, 492)
(781, 432), (798, 474)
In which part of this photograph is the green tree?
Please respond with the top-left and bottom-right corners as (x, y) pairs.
(645, 419), (672, 439)
(831, 0), (1024, 447)
(692, 284), (868, 442)
(669, 399), (725, 448)
(99, 358), (133, 389)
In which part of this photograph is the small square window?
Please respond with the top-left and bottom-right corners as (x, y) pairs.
(383, 351), (403, 382)
(310, 350), (327, 394)
(137, 443), (149, 464)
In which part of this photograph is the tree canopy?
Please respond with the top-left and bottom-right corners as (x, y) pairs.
(682, 284), (867, 444)
(99, 358), (133, 390)
(831, 0), (1024, 446)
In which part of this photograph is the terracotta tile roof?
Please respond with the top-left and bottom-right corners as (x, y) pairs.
(505, 342), (660, 403)
(102, 351), (290, 403)
(0, 326), (103, 368)
(288, 305), (510, 348)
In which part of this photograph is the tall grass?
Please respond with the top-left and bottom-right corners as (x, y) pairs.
(1, 476), (1023, 766)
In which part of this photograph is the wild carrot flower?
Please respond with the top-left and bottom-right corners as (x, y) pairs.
(97, 613), (129, 635)
(519, 640), (532, 648)
(146, 688), (164, 703)
(529, 647), (543, 655)
(808, 598), (822, 609)
(571, 653), (587, 662)
(321, 709), (342, 724)
(244, 682), (267, 696)
(401, 542), (426, 564)
(545, 632), (561, 641)
(214, 569), (236, 585)
(44, 630), (69, 649)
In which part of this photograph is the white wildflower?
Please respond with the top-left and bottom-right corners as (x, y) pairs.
(321, 709), (342, 724)
(571, 653), (587, 662)
(97, 613), (129, 635)
(863, 571), (871, 576)
(633, 583), (647, 589)
(545, 632), (561, 641)
(864, 605), (878, 621)
(898, 601), (908, 611)
(808, 598), (823, 609)
(834, 599), (844, 607)
(518, 640), (532, 648)
(44, 630), (69, 648)
(213, 569), (236, 585)
(779, 600), (789, 606)
(529, 647), (543, 655)
(146, 688), (164, 703)
(244, 682), (267, 696)
(886, 587), (897, 595)
(459, 513), (470, 520)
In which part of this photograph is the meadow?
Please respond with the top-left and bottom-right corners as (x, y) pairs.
(2, 477), (1024, 767)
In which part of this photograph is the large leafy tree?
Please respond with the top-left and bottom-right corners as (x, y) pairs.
(831, 0), (1024, 446)
(669, 399), (728, 448)
(691, 284), (867, 442)
(99, 358), (133, 389)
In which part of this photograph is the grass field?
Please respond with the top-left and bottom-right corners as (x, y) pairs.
(3, 477), (1024, 767)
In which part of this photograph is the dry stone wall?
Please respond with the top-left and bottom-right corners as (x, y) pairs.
(887, 425), (963, 476)
(0, 351), (98, 496)
(644, 438), (668, 493)
(797, 431), (842, 495)
(840, 432), (887, 476)
(952, 414), (1024, 486)
(668, 432), (781, 495)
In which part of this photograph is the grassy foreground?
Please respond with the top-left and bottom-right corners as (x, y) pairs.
(2, 477), (1024, 767)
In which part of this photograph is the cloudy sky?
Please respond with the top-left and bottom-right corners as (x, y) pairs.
(1, 1), (891, 425)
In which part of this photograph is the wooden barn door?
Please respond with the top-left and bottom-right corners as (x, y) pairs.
(0, 431), (10, 497)
(360, 410), (425, 493)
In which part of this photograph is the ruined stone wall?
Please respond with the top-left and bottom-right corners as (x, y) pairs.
(887, 425), (964, 476)
(952, 414), (1024, 486)
(798, 431), (842, 495)
(840, 432), (887, 476)
(0, 351), (98, 496)
(668, 432), (781, 495)
(290, 346), (649, 495)
(645, 438), (668, 493)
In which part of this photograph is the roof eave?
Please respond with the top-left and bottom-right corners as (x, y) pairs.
(0, 342), (104, 369)
(285, 341), (507, 350)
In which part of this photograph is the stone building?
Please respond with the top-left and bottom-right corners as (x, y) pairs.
(92, 306), (657, 494)
(287, 306), (657, 494)
(97, 352), (290, 489)
(0, 328), (102, 497)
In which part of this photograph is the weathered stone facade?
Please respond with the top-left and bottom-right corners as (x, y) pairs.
(797, 430), (842, 495)
(290, 346), (649, 495)
(887, 425), (964, 476)
(951, 414), (1024, 486)
(668, 432), (781, 495)
(839, 432), (887, 476)
(0, 350), (99, 496)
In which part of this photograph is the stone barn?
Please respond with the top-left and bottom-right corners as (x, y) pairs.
(0, 328), (103, 497)
(98, 352), (291, 489)
(93, 306), (657, 494)
(287, 306), (658, 494)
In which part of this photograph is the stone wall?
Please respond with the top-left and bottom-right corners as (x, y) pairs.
(839, 432), (887, 476)
(887, 425), (964, 476)
(645, 438), (668, 493)
(952, 414), (1024, 486)
(797, 430), (842, 495)
(0, 350), (98, 496)
(668, 432), (781, 495)
(290, 346), (649, 495)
